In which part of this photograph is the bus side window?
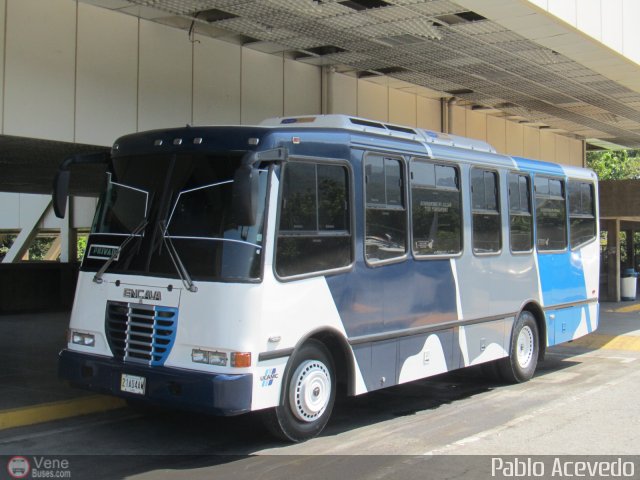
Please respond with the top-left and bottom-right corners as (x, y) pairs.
(411, 160), (462, 256)
(568, 180), (596, 248)
(471, 168), (501, 254)
(276, 161), (352, 278)
(535, 176), (567, 251)
(508, 173), (533, 252)
(364, 154), (407, 263)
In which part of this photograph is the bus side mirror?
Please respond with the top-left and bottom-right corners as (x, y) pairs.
(53, 170), (71, 218)
(51, 151), (111, 219)
(232, 147), (287, 226)
(232, 164), (259, 226)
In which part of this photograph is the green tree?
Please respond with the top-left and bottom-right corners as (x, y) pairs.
(0, 234), (15, 261)
(586, 149), (640, 180)
(77, 235), (88, 261)
(28, 237), (56, 260)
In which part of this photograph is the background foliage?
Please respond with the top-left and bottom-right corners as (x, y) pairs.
(586, 149), (640, 180)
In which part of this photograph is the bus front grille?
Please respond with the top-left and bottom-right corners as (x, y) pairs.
(105, 301), (178, 366)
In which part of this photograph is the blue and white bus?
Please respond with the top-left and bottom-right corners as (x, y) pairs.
(55, 115), (599, 442)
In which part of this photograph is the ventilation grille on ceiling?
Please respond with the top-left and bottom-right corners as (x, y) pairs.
(446, 88), (474, 95)
(339, 0), (391, 11)
(305, 45), (347, 56)
(357, 71), (381, 78)
(435, 11), (487, 26)
(377, 66), (411, 75)
(193, 8), (238, 22)
(495, 102), (519, 109)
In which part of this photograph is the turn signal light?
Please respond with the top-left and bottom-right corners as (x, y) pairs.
(231, 352), (251, 368)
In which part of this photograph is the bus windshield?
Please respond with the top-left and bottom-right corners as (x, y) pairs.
(84, 153), (268, 282)
(93, 174), (148, 236)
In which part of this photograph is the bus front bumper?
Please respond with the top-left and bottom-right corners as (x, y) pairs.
(58, 349), (253, 416)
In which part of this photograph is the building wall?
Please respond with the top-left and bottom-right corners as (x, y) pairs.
(1, 0), (322, 145)
(0, 0), (584, 233)
(329, 72), (584, 167)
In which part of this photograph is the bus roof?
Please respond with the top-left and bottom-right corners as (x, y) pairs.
(260, 114), (595, 180)
(260, 114), (497, 154)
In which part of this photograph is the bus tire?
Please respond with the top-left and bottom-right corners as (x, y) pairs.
(262, 339), (336, 442)
(498, 311), (539, 383)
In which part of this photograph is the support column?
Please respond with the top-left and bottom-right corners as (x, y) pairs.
(321, 66), (332, 115)
(625, 229), (634, 269)
(606, 219), (621, 302)
(631, 230), (637, 272)
(60, 196), (77, 263)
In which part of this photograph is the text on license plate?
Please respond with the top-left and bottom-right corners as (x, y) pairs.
(121, 373), (146, 395)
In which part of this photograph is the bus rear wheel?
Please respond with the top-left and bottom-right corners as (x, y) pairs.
(262, 340), (336, 442)
(498, 311), (539, 383)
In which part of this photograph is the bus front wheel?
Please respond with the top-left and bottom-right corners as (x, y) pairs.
(498, 311), (539, 383)
(262, 339), (336, 442)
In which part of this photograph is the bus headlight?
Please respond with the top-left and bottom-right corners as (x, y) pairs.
(71, 332), (95, 347)
(191, 349), (228, 366)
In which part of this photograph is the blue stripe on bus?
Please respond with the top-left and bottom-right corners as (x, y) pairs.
(326, 259), (458, 338)
(511, 156), (566, 176)
(537, 250), (587, 306)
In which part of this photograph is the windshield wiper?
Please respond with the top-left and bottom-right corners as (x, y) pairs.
(93, 219), (148, 284)
(160, 220), (198, 293)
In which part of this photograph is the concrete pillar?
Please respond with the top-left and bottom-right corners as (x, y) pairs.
(627, 229), (636, 271)
(60, 197), (77, 263)
(606, 219), (621, 302)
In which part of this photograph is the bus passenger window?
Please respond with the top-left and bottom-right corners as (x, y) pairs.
(364, 155), (407, 263)
(471, 169), (501, 253)
(411, 161), (462, 256)
(568, 180), (596, 248)
(276, 161), (351, 278)
(508, 173), (533, 252)
(535, 176), (567, 251)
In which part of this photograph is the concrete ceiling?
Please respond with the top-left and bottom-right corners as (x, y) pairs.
(80, 0), (640, 150)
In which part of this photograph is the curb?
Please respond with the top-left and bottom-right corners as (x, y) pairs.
(610, 303), (640, 314)
(566, 333), (640, 352)
(0, 395), (126, 431)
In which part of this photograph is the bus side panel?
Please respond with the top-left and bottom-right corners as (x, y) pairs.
(536, 250), (588, 306)
(544, 240), (599, 347)
(580, 237), (601, 303)
(457, 317), (513, 367)
(352, 330), (456, 391)
(252, 357), (289, 411)
(547, 306), (590, 345)
(326, 260), (459, 338)
(398, 330), (455, 383)
(350, 316), (515, 393)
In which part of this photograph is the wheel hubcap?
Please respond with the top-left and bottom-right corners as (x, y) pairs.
(516, 325), (535, 369)
(289, 360), (331, 422)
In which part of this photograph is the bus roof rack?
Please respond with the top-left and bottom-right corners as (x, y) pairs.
(259, 114), (496, 153)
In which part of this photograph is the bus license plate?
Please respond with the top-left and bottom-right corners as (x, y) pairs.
(120, 373), (146, 395)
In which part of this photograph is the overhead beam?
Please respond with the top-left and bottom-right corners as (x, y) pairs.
(0, 135), (108, 195)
